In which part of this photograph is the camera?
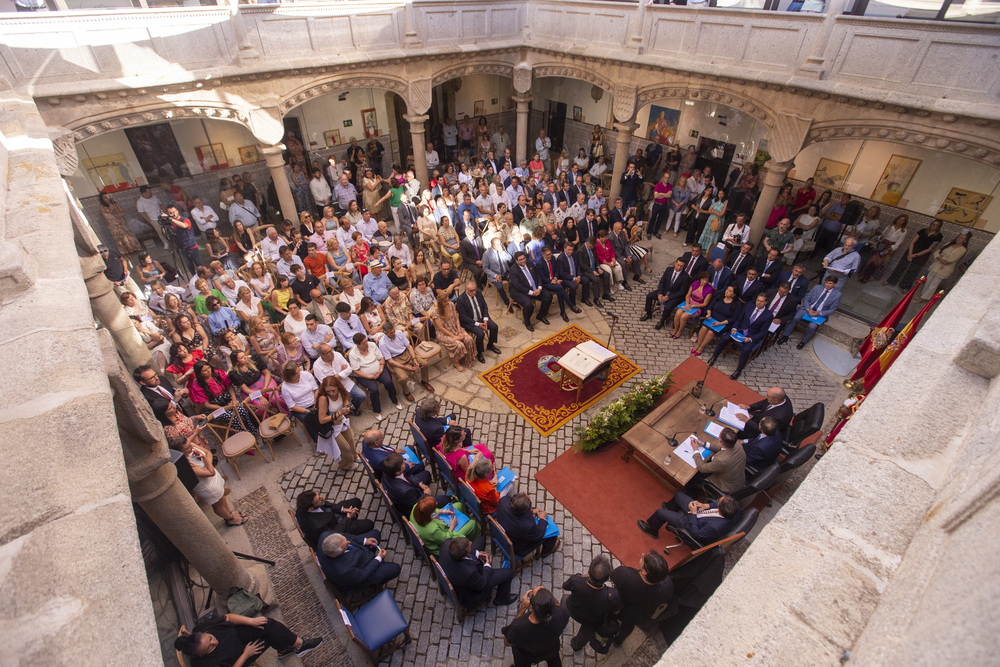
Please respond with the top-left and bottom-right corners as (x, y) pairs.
(157, 213), (175, 240)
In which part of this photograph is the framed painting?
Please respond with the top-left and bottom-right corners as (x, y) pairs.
(123, 123), (189, 182)
(324, 130), (342, 148)
(871, 155), (921, 206)
(573, 106), (583, 122)
(238, 145), (260, 165)
(474, 100), (485, 116)
(936, 187), (993, 226)
(645, 104), (680, 145)
(195, 143), (228, 171)
(361, 108), (378, 138)
(813, 158), (850, 191)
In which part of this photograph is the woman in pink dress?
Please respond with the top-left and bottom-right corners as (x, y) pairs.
(438, 424), (494, 480)
(669, 270), (714, 339)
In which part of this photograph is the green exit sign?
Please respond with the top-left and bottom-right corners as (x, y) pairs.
(690, 130), (699, 138)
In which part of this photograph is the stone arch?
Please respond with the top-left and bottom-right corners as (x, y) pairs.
(277, 74), (410, 116)
(429, 61), (516, 88)
(637, 84), (778, 130)
(802, 119), (1000, 170)
(530, 63), (615, 93)
(59, 102), (253, 145)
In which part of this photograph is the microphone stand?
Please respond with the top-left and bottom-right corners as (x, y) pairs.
(653, 429), (698, 449)
(605, 310), (619, 349)
(704, 391), (739, 418)
(691, 356), (715, 399)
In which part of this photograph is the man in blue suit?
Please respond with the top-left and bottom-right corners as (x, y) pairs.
(707, 293), (774, 381)
(637, 493), (741, 545)
(778, 276), (842, 349)
(778, 264), (810, 300)
(743, 417), (784, 471)
(317, 531), (401, 593)
(494, 493), (560, 559)
(361, 428), (429, 484)
(706, 258), (733, 293)
(556, 241), (597, 308)
(439, 536), (518, 606)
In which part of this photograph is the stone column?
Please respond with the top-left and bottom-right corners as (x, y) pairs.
(262, 144), (297, 221)
(405, 113), (430, 190)
(82, 255), (153, 371)
(609, 121), (639, 204)
(748, 160), (794, 248)
(514, 95), (533, 166)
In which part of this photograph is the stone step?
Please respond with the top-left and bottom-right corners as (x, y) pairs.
(813, 312), (870, 354)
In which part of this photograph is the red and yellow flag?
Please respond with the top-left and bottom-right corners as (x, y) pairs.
(861, 291), (942, 393)
(849, 277), (925, 381)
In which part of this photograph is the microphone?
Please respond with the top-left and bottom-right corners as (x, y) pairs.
(704, 391), (739, 418)
(691, 357), (714, 399)
(667, 430), (697, 448)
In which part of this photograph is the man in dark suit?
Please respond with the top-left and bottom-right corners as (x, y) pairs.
(726, 242), (755, 278)
(706, 258), (733, 293)
(637, 493), (741, 545)
(414, 396), (474, 450)
(610, 221), (643, 286)
(734, 267), (762, 306)
(483, 237), (512, 306)
(295, 489), (377, 549)
(456, 280), (500, 363)
(576, 209), (598, 246)
(494, 493), (560, 559)
(765, 282), (799, 330)
(608, 197), (628, 227)
(778, 277), (842, 349)
(534, 246), (581, 322)
(641, 258), (690, 330)
(511, 195), (529, 227)
(439, 536), (518, 606)
(778, 264), (810, 300)
(509, 251), (551, 332)
(576, 237), (613, 306)
(706, 293), (774, 381)
(734, 386), (794, 440)
(134, 365), (188, 423)
(680, 244), (709, 278)
(317, 531), (401, 593)
(743, 417), (784, 471)
(555, 241), (596, 308)
(755, 248), (783, 288)
(381, 453), (450, 518)
(458, 228), (486, 285)
(542, 182), (559, 210)
(361, 428), (429, 483)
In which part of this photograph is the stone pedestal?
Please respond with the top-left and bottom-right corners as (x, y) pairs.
(749, 160), (794, 248)
(609, 121), (639, 204)
(514, 95), (532, 166)
(262, 144), (297, 221)
(405, 113), (430, 192)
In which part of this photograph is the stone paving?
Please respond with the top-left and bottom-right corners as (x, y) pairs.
(212, 230), (849, 667)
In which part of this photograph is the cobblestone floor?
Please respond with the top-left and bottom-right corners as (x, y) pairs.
(212, 231), (849, 667)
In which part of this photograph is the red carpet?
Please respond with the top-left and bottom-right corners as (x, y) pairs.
(478, 325), (641, 436)
(535, 357), (763, 568)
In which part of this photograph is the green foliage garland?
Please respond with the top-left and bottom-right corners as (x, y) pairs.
(574, 373), (673, 453)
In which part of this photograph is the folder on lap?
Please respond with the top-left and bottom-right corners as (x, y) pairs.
(731, 332), (747, 343)
(496, 466), (517, 492)
(803, 313), (827, 325)
(534, 516), (560, 539)
(403, 447), (420, 464)
(438, 503), (471, 532)
(678, 302), (699, 316)
(703, 318), (725, 333)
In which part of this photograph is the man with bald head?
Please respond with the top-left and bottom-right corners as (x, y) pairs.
(734, 386), (794, 440)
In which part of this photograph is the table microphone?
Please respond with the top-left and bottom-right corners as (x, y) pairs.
(691, 357), (714, 399)
(667, 430), (697, 448)
(705, 391), (739, 418)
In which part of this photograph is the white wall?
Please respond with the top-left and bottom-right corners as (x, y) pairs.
(635, 100), (766, 163)
(452, 74), (515, 119)
(70, 130), (144, 198)
(792, 140), (1000, 231)
(169, 118), (258, 175)
(287, 89), (394, 153)
(530, 77), (613, 127)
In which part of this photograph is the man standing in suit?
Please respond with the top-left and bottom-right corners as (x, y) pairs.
(743, 417), (784, 471)
(734, 386), (794, 440)
(381, 453), (451, 518)
(706, 292), (774, 380)
(637, 494), (741, 545)
(610, 221), (644, 287)
(533, 247), (579, 323)
(494, 493), (560, 559)
(778, 264), (810, 300)
(459, 228), (486, 285)
(361, 428), (429, 482)
(734, 267), (762, 306)
(691, 427), (746, 494)
(317, 532), (401, 593)
(295, 490), (377, 549)
(680, 244), (709, 278)
(134, 365), (188, 423)
(555, 241), (595, 308)
(765, 282), (799, 331)
(439, 536), (518, 606)
(777, 276), (842, 349)
(706, 258), (733, 293)
(755, 248), (783, 288)
(641, 258), (691, 330)
(576, 237), (613, 306)
(509, 251), (551, 332)
(456, 280), (500, 363)
(726, 242), (755, 278)
(609, 551), (674, 645)
(483, 237), (512, 306)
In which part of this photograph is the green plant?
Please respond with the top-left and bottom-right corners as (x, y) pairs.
(574, 373), (673, 453)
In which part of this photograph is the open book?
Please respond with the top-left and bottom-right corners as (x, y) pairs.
(718, 402), (750, 430)
(559, 341), (617, 379)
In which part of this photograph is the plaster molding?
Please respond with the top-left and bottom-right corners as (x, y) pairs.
(532, 64), (613, 92)
(637, 83), (777, 128)
(61, 104), (251, 143)
(431, 62), (516, 87)
(805, 122), (1000, 168)
(280, 75), (409, 115)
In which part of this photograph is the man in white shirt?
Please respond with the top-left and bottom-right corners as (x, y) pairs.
(260, 226), (288, 263)
(356, 210), (379, 242)
(403, 171), (420, 202)
(326, 157), (346, 187)
(228, 191), (261, 228)
(425, 142), (440, 172)
(505, 177), (525, 207)
(386, 235), (412, 267)
(312, 344), (365, 412)
(474, 184), (494, 217)
(301, 314), (335, 360)
(687, 170), (706, 198)
(589, 157), (608, 179)
(333, 302), (367, 351)
(441, 118), (458, 161)
(218, 275), (250, 303)
(554, 200), (571, 225)
(535, 130), (552, 172)
(822, 238), (861, 283)
(491, 125), (511, 158)
(189, 197), (219, 234)
(336, 216), (356, 249)
(309, 169), (332, 213)
(722, 214), (751, 249)
(568, 193), (587, 223)
(378, 322), (431, 400)
(136, 185), (169, 249)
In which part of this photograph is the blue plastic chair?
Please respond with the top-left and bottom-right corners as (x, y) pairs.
(432, 447), (458, 495)
(408, 421), (439, 482)
(336, 589), (412, 663)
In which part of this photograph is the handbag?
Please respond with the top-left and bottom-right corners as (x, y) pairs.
(227, 588), (266, 617)
(709, 217), (721, 232)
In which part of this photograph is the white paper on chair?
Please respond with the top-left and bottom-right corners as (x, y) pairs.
(325, 271), (340, 279)
(210, 408), (227, 419)
(673, 436), (701, 468)
(248, 390), (262, 400)
(718, 402), (750, 429)
(768, 321), (780, 333)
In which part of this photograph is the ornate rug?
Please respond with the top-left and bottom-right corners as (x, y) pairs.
(478, 324), (641, 436)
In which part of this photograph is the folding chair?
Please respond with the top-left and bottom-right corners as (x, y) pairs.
(358, 451), (379, 488)
(431, 555), (485, 622)
(335, 590), (412, 665)
(432, 447), (458, 495)
(243, 388), (304, 461)
(203, 403), (269, 480)
(401, 517), (436, 579)
(414, 320), (448, 370)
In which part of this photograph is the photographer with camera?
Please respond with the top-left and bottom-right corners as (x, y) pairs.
(166, 205), (201, 275)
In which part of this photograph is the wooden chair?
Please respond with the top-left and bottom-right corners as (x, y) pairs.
(487, 515), (536, 572)
(242, 388), (304, 461)
(484, 278), (515, 317)
(457, 478), (485, 534)
(336, 591), (412, 665)
(372, 474), (411, 545)
(203, 402), (269, 480)
(432, 447), (459, 496)
(250, 223), (274, 247)
(408, 421), (439, 482)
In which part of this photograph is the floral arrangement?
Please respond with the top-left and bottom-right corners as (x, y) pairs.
(574, 373), (673, 453)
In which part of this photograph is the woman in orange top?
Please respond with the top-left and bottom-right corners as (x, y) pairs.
(467, 455), (501, 515)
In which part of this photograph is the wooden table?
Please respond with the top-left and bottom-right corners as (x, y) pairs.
(621, 379), (728, 487)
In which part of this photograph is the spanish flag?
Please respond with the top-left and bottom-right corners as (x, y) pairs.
(848, 277), (926, 381)
(861, 291), (942, 393)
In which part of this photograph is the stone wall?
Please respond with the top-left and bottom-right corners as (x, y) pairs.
(0, 91), (161, 665)
(659, 210), (1000, 664)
